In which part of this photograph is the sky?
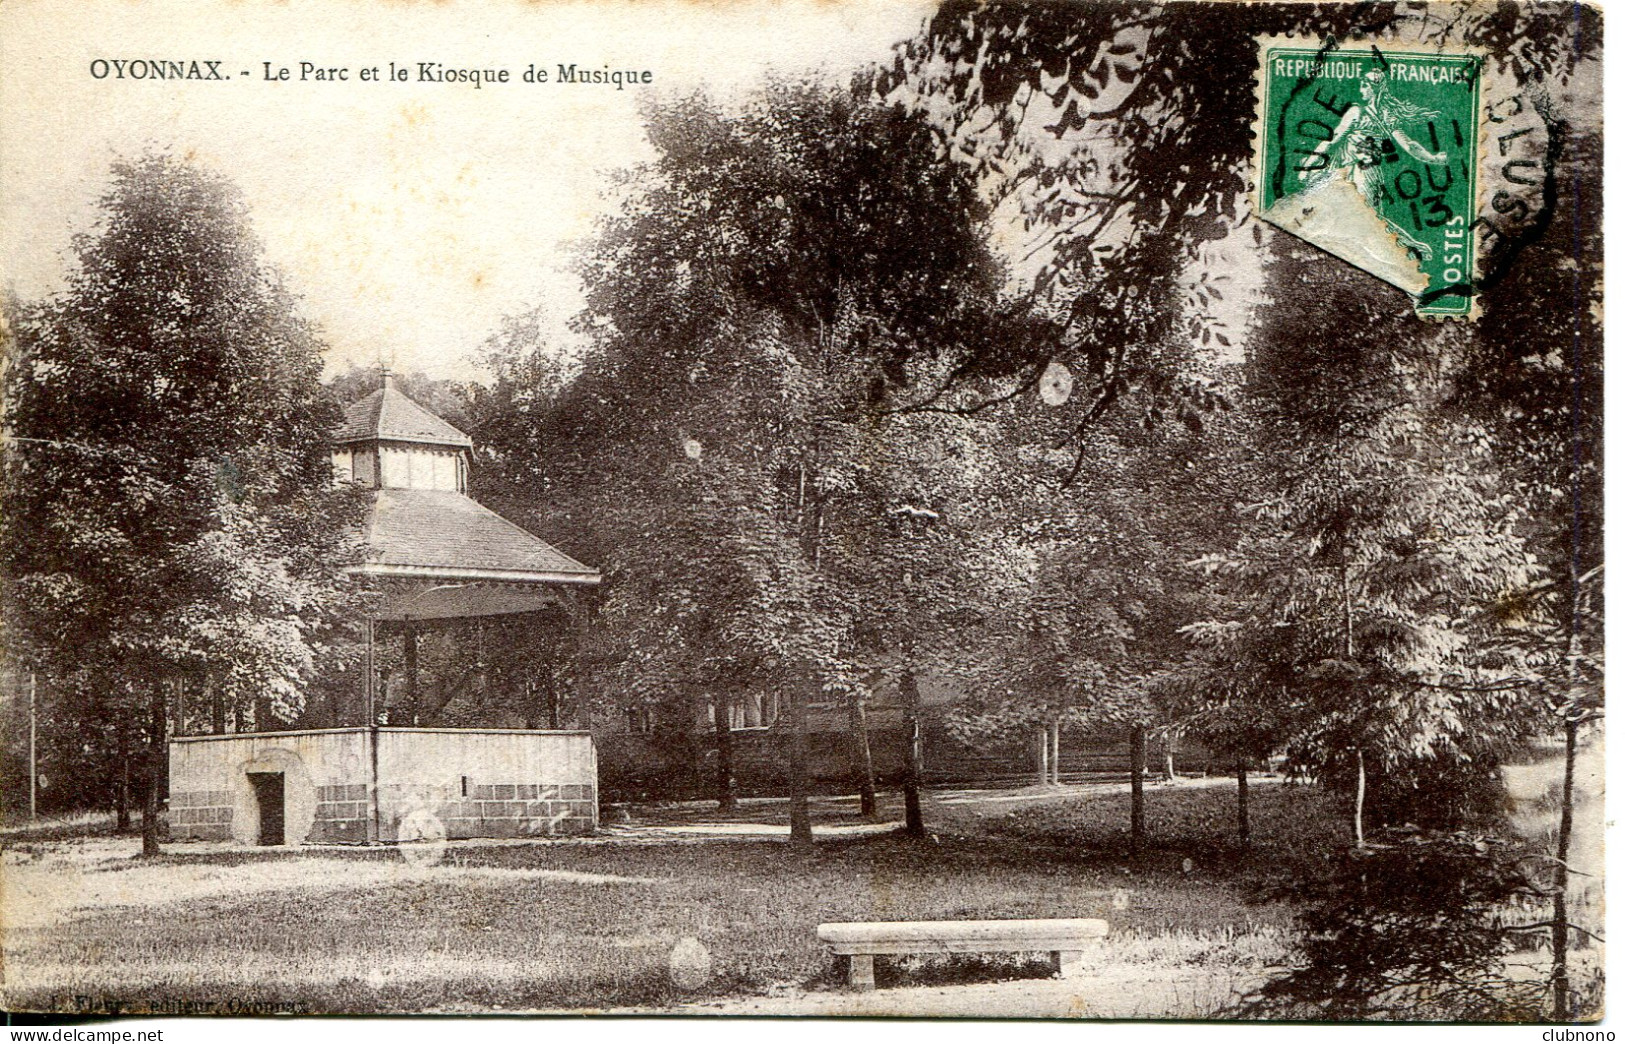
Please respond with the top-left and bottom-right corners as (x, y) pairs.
(0, 0), (935, 382)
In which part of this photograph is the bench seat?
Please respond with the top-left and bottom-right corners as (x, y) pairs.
(817, 918), (1109, 990)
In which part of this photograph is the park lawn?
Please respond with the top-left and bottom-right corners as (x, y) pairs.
(929, 777), (1351, 864)
(2, 783), (1337, 1015)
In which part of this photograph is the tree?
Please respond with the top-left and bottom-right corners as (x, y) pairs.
(938, 391), (1229, 851)
(1237, 833), (1554, 1020)
(879, 2), (1352, 455)
(1157, 11), (1598, 999)
(1179, 228), (1550, 851)
(819, 397), (1029, 832)
(2, 154), (365, 854)
(471, 81), (1017, 842)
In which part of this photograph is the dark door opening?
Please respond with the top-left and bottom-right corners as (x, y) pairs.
(248, 771), (285, 846)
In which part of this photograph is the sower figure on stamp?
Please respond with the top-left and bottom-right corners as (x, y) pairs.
(1298, 69), (1448, 260)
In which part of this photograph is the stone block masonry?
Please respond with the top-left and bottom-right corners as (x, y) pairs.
(314, 782), (371, 842)
(168, 789), (233, 841)
(378, 780), (596, 840)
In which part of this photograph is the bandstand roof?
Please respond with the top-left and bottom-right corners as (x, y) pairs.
(358, 488), (599, 586)
(338, 375), (601, 619)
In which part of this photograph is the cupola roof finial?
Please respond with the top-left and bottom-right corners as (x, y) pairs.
(334, 365), (473, 450)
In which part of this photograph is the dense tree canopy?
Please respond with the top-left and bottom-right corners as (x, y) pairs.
(467, 83), (1033, 836)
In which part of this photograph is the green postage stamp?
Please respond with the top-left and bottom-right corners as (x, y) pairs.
(1255, 38), (1483, 317)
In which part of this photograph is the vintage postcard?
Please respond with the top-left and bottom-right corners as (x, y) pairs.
(0, 0), (1603, 1030)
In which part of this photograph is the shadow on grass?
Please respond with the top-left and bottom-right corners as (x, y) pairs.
(808, 951), (1063, 992)
(132, 846), (400, 870)
(1, 812), (127, 844)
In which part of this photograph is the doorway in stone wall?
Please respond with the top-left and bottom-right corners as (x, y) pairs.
(247, 771), (285, 845)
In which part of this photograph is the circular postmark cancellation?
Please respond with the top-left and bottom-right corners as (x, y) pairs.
(1254, 36), (1486, 318)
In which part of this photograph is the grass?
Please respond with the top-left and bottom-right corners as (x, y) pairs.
(930, 778), (1353, 879)
(2, 782), (1341, 1015)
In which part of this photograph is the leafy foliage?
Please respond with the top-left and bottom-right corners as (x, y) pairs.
(470, 84), (1022, 767)
(881, 1), (1601, 479)
(2, 154), (366, 756)
(947, 404), (1231, 746)
(1177, 235), (1545, 830)
(1236, 830), (1553, 1021)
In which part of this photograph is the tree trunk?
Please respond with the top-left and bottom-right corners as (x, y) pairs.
(1036, 727), (1050, 786)
(1162, 733), (1177, 781)
(404, 619), (420, 725)
(210, 676), (224, 734)
(714, 694), (737, 812)
(1353, 749), (1367, 849)
(901, 667), (925, 837)
(1129, 726), (1147, 854)
(787, 682), (812, 845)
(847, 689), (877, 819)
(1551, 556), (1594, 1021)
(1049, 720), (1062, 785)
(787, 425), (840, 847)
(141, 682), (165, 857)
(1235, 757), (1250, 846)
(1552, 715), (1579, 1020)
(28, 672), (38, 820)
(1338, 530), (1368, 852)
(115, 721), (132, 832)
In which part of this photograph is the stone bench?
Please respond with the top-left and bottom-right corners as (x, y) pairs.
(816, 918), (1109, 990)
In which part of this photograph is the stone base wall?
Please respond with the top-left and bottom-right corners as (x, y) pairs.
(379, 782), (595, 840)
(374, 729), (598, 839)
(168, 728), (598, 845)
(169, 729), (368, 844)
(170, 780), (595, 841)
(313, 783), (371, 843)
(169, 788), (233, 841)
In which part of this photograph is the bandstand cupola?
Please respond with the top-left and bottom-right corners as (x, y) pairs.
(332, 370), (473, 492)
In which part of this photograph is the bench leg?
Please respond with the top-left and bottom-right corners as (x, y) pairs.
(848, 954), (876, 991)
(1053, 950), (1086, 979)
